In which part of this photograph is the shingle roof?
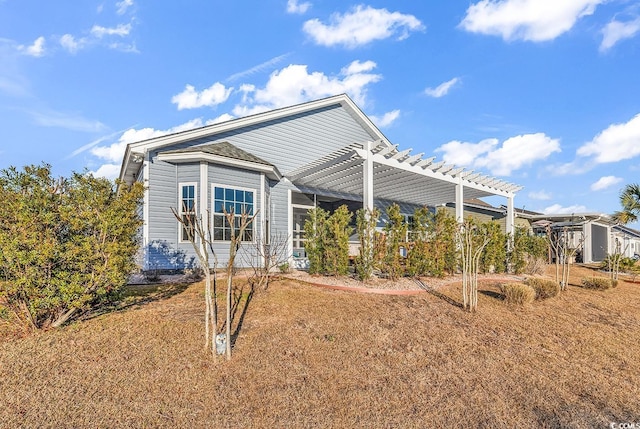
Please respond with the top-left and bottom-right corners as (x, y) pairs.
(163, 141), (274, 167)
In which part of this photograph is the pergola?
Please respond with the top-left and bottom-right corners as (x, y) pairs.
(287, 140), (522, 234)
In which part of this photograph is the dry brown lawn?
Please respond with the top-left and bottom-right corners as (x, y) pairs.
(1, 265), (639, 428)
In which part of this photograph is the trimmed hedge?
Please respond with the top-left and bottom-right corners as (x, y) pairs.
(582, 277), (615, 290)
(525, 277), (560, 300)
(501, 283), (536, 305)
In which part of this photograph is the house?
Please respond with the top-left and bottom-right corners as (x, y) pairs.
(117, 94), (521, 271)
(444, 198), (532, 233)
(612, 224), (640, 259)
(526, 213), (618, 264)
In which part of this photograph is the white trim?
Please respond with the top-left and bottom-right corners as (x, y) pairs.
(158, 151), (282, 181)
(288, 189), (293, 266)
(142, 151), (150, 270)
(199, 162), (208, 254)
(178, 182), (198, 244)
(260, 173), (265, 242)
(455, 181), (464, 223)
(130, 94), (387, 152)
(210, 183), (257, 243)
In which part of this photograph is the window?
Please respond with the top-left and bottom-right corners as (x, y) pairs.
(179, 183), (197, 242)
(403, 213), (415, 242)
(213, 186), (254, 241)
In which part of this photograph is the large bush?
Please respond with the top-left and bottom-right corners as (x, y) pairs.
(0, 164), (144, 328)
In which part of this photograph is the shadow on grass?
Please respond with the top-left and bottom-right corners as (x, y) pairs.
(214, 278), (259, 349)
(414, 279), (463, 309)
(81, 282), (193, 322)
(479, 290), (504, 301)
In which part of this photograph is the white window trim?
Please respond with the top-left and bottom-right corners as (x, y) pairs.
(211, 183), (257, 243)
(178, 182), (198, 243)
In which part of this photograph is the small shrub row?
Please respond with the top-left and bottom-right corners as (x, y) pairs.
(525, 277), (560, 300)
(582, 277), (617, 290)
(501, 283), (536, 305)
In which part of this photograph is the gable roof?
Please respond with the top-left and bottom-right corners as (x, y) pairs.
(119, 94), (389, 184)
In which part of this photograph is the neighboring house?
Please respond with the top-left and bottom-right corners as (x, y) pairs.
(612, 224), (640, 259)
(444, 199), (532, 233)
(527, 213), (617, 264)
(117, 94), (521, 271)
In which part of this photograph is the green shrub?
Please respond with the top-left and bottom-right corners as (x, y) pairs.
(581, 277), (614, 290)
(525, 277), (560, 300)
(382, 204), (407, 280)
(354, 208), (380, 281)
(501, 283), (536, 305)
(0, 164), (144, 329)
(480, 221), (507, 274)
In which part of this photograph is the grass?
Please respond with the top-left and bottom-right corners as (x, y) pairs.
(1, 265), (639, 428)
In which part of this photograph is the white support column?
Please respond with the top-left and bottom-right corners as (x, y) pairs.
(199, 161), (208, 258)
(363, 141), (374, 212)
(455, 179), (464, 223)
(506, 195), (515, 236)
(260, 173), (266, 269)
(142, 151), (150, 270)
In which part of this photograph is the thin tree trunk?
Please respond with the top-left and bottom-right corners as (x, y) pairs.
(51, 307), (77, 328)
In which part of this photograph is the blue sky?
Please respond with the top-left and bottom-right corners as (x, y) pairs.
(1, 0), (640, 222)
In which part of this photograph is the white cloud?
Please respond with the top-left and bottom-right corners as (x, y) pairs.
(436, 138), (499, 167)
(460, 0), (603, 42)
(226, 53), (290, 82)
(370, 110), (400, 128)
(342, 60), (376, 75)
(577, 113), (640, 163)
(528, 190), (552, 200)
(26, 107), (106, 132)
(600, 17), (640, 51)
(287, 0), (311, 14)
(234, 61), (382, 115)
(425, 77), (460, 98)
(590, 175), (623, 191)
(59, 34), (86, 54)
(91, 163), (121, 179)
(91, 23), (132, 38)
(436, 133), (560, 176)
(206, 113), (235, 125)
(90, 118), (207, 179)
(542, 203), (588, 214)
(19, 36), (46, 57)
(171, 83), (233, 110)
(302, 5), (424, 48)
(116, 0), (134, 15)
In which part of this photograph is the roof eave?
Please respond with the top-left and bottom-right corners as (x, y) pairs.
(157, 151), (282, 181)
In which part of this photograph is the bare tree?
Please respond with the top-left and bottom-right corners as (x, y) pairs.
(456, 220), (490, 312)
(243, 232), (291, 290)
(222, 207), (257, 360)
(171, 205), (218, 356)
(607, 239), (628, 283)
(546, 225), (584, 291)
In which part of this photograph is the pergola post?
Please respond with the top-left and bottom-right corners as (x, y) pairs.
(363, 141), (374, 212)
(455, 179), (464, 223)
(506, 195), (515, 236)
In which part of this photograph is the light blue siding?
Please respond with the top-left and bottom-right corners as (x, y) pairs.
(142, 103), (381, 270)
(162, 104), (375, 174)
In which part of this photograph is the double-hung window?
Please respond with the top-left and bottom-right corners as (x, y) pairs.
(213, 186), (254, 241)
(179, 183), (197, 242)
